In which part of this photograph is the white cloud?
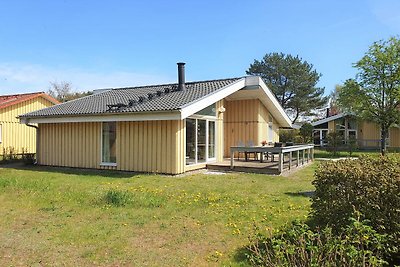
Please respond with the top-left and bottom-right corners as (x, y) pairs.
(0, 62), (174, 94)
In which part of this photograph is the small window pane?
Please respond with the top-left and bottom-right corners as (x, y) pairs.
(102, 122), (116, 163)
(197, 120), (206, 163)
(186, 119), (196, 165)
(196, 103), (216, 116)
(208, 121), (215, 158)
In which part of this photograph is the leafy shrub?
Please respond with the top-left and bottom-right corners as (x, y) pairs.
(247, 218), (388, 267)
(299, 123), (313, 143)
(279, 129), (299, 143)
(326, 132), (341, 155)
(347, 135), (357, 156)
(103, 189), (132, 207)
(311, 156), (400, 260)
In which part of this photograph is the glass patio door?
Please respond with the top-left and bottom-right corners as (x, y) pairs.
(185, 118), (216, 165)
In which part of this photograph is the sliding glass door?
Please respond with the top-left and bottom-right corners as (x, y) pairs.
(185, 118), (216, 165)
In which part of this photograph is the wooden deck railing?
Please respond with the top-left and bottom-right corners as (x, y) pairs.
(230, 144), (315, 173)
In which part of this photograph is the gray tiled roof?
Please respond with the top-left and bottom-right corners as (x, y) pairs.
(21, 78), (242, 118)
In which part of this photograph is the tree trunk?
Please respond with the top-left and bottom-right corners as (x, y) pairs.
(380, 127), (387, 156)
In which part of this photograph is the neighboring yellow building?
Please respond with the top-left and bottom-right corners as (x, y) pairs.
(0, 92), (59, 156)
(312, 113), (400, 149)
(19, 64), (292, 174)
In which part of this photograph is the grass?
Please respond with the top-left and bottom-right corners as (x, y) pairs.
(0, 164), (316, 266)
(313, 148), (400, 159)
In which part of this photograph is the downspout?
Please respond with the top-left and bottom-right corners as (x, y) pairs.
(24, 119), (39, 164)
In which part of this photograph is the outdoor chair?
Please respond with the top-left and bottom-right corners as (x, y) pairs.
(245, 140), (258, 161)
(236, 141), (245, 160)
(270, 142), (283, 162)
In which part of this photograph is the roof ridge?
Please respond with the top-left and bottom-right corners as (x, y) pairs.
(106, 77), (243, 91)
(0, 91), (45, 98)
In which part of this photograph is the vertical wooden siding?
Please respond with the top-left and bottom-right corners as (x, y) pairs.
(38, 122), (100, 169)
(389, 127), (400, 147)
(0, 97), (55, 155)
(223, 99), (280, 157)
(38, 120), (185, 174)
(117, 120), (185, 174)
(327, 120), (400, 148)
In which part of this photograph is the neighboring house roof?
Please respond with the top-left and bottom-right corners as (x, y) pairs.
(311, 113), (347, 127)
(0, 92), (59, 110)
(20, 76), (292, 128)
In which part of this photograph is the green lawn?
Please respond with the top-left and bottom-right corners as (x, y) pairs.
(313, 148), (398, 159)
(0, 164), (316, 266)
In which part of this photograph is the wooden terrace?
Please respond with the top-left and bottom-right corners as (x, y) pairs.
(207, 144), (315, 175)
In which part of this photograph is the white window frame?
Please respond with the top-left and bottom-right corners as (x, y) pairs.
(100, 122), (117, 167)
(185, 117), (217, 166)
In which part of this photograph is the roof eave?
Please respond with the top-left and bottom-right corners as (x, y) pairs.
(179, 78), (246, 119)
(20, 110), (181, 124)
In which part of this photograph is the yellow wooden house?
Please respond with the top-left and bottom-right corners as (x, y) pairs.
(0, 92), (59, 156)
(312, 113), (400, 148)
(19, 63), (292, 174)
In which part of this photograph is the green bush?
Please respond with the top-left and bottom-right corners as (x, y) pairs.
(311, 156), (400, 259)
(103, 189), (133, 207)
(247, 218), (388, 266)
(279, 129), (299, 143)
(299, 123), (313, 143)
(246, 155), (400, 265)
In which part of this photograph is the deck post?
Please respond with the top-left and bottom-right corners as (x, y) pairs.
(230, 150), (235, 169)
(302, 149), (305, 165)
(311, 147), (314, 161)
(288, 152), (292, 170)
(278, 152), (283, 173)
(296, 150), (300, 166)
(307, 148), (310, 162)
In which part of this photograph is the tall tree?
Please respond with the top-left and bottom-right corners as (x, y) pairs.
(48, 81), (92, 102)
(246, 52), (327, 123)
(338, 37), (400, 155)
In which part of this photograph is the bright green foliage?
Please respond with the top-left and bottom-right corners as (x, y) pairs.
(312, 156), (400, 259)
(247, 52), (327, 123)
(247, 219), (388, 267)
(326, 131), (342, 156)
(279, 129), (299, 143)
(299, 123), (313, 143)
(338, 37), (400, 155)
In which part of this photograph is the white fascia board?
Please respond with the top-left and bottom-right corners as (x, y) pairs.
(311, 113), (347, 126)
(22, 111), (181, 124)
(180, 78), (246, 119)
(256, 77), (292, 128)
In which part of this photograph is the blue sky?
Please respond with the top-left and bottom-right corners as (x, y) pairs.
(0, 0), (399, 95)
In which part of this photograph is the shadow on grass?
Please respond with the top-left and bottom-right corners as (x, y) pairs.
(0, 162), (139, 178)
(285, 191), (315, 198)
(232, 246), (251, 266)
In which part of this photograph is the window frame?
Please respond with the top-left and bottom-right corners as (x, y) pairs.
(185, 117), (217, 166)
(100, 121), (117, 166)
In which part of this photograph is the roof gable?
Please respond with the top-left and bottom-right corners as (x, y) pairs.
(311, 113), (347, 126)
(0, 92), (59, 110)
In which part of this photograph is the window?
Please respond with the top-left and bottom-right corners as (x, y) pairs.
(196, 103), (216, 116)
(102, 122), (117, 164)
(185, 118), (216, 165)
(208, 121), (215, 158)
(268, 114), (273, 143)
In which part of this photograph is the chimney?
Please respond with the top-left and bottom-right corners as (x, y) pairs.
(177, 62), (186, 91)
